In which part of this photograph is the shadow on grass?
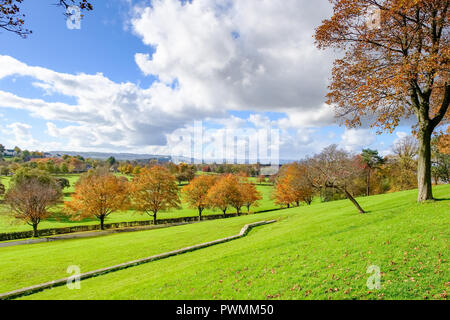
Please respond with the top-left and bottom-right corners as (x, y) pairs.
(433, 198), (450, 202)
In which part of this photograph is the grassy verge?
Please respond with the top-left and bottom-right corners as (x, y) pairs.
(4, 184), (448, 300)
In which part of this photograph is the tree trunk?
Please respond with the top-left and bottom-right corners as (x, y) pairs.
(342, 188), (366, 214)
(417, 126), (434, 202)
(366, 167), (371, 197)
(198, 208), (203, 221)
(32, 223), (39, 238)
(153, 212), (157, 225)
(100, 216), (105, 230)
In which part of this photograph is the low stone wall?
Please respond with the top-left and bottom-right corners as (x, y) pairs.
(0, 212), (249, 242)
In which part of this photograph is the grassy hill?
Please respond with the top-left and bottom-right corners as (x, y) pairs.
(2, 185), (446, 300)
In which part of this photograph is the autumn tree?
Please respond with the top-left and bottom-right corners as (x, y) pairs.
(175, 163), (196, 185)
(290, 163), (315, 205)
(182, 175), (217, 220)
(436, 127), (450, 154)
(206, 181), (229, 215)
(240, 182), (262, 213)
(130, 166), (181, 224)
(306, 145), (366, 213)
(315, 0), (449, 202)
(65, 170), (129, 230)
(361, 149), (385, 196)
(68, 157), (85, 173)
(0, 0), (93, 38)
(257, 175), (267, 185)
(431, 136), (450, 183)
(132, 165), (142, 175)
(5, 175), (62, 237)
(273, 174), (297, 208)
(384, 135), (419, 190)
(274, 163), (315, 208)
(207, 174), (245, 215)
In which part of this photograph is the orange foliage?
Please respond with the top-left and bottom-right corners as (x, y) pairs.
(182, 175), (217, 219)
(240, 182), (262, 213)
(315, 0), (449, 201)
(65, 172), (129, 230)
(207, 174), (245, 214)
(130, 166), (181, 224)
(274, 174), (297, 208)
(274, 163), (314, 208)
(436, 127), (450, 154)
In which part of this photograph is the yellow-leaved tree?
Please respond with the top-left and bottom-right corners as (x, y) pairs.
(65, 170), (130, 230)
(130, 166), (181, 224)
(182, 175), (217, 220)
(315, 0), (449, 202)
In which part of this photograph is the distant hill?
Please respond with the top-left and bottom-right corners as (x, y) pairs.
(47, 151), (171, 162)
(47, 151), (295, 165)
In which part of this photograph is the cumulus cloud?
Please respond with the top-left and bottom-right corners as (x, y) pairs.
(0, 55), (224, 151)
(132, 0), (333, 115)
(7, 122), (32, 141)
(340, 128), (376, 152)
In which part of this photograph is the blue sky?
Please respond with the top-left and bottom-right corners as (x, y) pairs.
(0, 0), (413, 160)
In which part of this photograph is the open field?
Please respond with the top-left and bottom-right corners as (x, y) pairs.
(0, 174), (277, 234)
(1, 184), (447, 300)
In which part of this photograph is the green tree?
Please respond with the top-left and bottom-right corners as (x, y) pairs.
(60, 162), (69, 173)
(361, 149), (385, 196)
(106, 156), (116, 166)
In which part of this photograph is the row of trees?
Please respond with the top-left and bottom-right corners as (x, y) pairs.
(3, 166), (263, 236)
(0, 155), (88, 176)
(183, 174), (262, 219)
(274, 136), (449, 213)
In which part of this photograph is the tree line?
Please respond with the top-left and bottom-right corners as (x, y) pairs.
(273, 136), (449, 213)
(2, 166), (262, 237)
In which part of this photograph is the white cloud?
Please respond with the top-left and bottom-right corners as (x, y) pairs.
(131, 0), (334, 114)
(340, 128), (376, 152)
(396, 131), (408, 140)
(7, 122), (32, 141)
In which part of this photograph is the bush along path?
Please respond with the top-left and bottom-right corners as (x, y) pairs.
(0, 220), (276, 300)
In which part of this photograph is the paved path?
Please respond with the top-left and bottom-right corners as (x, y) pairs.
(0, 222), (192, 248)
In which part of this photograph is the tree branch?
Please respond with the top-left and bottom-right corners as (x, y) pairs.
(431, 83), (450, 129)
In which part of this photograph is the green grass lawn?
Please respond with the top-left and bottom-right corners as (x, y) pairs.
(2, 184), (447, 300)
(0, 175), (277, 233)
